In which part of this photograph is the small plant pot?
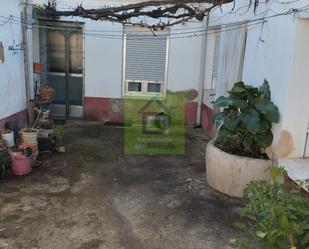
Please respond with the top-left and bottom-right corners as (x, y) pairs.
(9, 151), (33, 176)
(39, 86), (54, 101)
(38, 129), (53, 139)
(1, 131), (15, 147)
(21, 129), (38, 144)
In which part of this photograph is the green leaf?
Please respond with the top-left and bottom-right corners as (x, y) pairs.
(234, 221), (247, 231)
(216, 126), (230, 144)
(213, 96), (231, 108)
(257, 118), (271, 134)
(244, 136), (253, 153)
(233, 99), (248, 109)
(214, 112), (225, 127)
(301, 231), (309, 245)
(256, 231), (267, 238)
(260, 79), (271, 100)
(241, 109), (260, 134)
(255, 131), (273, 148)
(245, 85), (260, 95)
(225, 116), (241, 131)
(230, 81), (246, 94)
(254, 99), (280, 123)
(278, 214), (289, 228)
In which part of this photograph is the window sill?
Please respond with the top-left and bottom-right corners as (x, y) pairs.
(124, 93), (165, 100)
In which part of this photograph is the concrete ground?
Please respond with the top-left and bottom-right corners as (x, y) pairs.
(0, 121), (242, 249)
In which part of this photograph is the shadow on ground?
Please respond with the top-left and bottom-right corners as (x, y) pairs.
(0, 121), (243, 249)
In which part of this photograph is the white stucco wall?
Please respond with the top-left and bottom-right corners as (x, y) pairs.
(83, 21), (123, 98)
(283, 19), (309, 157)
(167, 21), (205, 92)
(208, 0), (309, 157)
(0, 0), (26, 120)
(33, 0), (204, 99)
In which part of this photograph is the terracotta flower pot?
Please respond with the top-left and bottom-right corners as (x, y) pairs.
(39, 86), (54, 101)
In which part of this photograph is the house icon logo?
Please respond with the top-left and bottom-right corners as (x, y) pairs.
(139, 97), (172, 135)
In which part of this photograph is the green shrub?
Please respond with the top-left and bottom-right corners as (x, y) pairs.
(231, 167), (309, 249)
(0, 149), (11, 176)
(213, 80), (279, 158)
(49, 126), (64, 146)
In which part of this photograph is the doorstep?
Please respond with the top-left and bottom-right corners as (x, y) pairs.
(279, 158), (309, 192)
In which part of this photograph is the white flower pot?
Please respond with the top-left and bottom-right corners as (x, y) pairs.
(1, 131), (15, 147)
(205, 140), (271, 198)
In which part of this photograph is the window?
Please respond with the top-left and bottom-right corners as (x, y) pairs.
(211, 29), (221, 90)
(123, 26), (169, 96)
(215, 23), (247, 96)
(128, 81), (142, 92)
(148, 83), (162, 93)
(204, 26), (221, 91)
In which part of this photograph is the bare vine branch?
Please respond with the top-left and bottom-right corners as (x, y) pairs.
(36, 0), (232, 29)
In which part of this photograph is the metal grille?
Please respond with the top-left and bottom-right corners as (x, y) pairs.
(124, 26), (169, 83)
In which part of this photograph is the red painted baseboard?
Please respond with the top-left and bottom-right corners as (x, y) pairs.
(84, 97), (123, 123)
(185, 101), (197, 126)
(201, 104), (216, 137)
(85, 97), (198, 126)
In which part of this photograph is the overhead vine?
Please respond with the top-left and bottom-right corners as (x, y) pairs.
(36, 0), (232, 29)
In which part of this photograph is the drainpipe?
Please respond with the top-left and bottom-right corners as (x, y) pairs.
(196, 14), (210, 126)
(23, 0), (34, 124)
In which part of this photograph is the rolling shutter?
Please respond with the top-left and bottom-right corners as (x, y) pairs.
(124, 26), (169, 83)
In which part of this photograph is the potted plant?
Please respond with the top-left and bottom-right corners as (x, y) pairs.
(49, 126), (64, 150)
(19, 143), (38, 164)
(38, 126), (64, 152)
(0, 148), (11, 176)
(39, 86), (54, 101)
(37, 118), (54, 139)
(206, 80), (280, 197)
(21, 127), (38, 144)
(1, 129), (15, 147)
(9, 146), (33, 176)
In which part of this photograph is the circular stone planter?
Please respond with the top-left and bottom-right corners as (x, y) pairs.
(206, 140), (271, 198)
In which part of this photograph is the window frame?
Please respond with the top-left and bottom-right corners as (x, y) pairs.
(124, 80), (165, 97)
(122, 26), (169, 98)
(204, 25), (221, 91)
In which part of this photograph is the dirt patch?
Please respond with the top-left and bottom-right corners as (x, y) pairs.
(0, 121), (242, 249)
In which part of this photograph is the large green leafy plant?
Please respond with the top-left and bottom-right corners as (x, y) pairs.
(231, 167), (309, 249)
(213, 80), (279, 158)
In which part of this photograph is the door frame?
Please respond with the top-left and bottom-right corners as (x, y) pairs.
(39, 19), (85, 119)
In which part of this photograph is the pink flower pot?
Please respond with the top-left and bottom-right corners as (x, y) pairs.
(10, 152), (33, 176)
(19, 143), (38, 163)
